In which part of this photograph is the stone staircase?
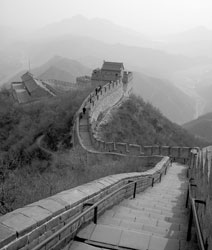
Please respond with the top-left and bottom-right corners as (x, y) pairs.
(64, 163), (198, 250)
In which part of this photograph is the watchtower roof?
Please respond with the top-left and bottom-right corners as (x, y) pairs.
(101, 61), (124, 71)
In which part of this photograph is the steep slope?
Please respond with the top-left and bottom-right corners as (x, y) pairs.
(133, 72), (195, 124)
(183, 112), (212, 142)
(99, 95), (206, 147)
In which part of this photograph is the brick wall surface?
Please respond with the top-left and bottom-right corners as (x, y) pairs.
(189, 147), (212, 249)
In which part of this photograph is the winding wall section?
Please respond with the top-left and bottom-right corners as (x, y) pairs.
(0, 75), (199, 250)
(75, 78), (193, 161)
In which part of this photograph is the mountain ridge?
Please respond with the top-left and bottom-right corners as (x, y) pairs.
(6, 56), (91, 84)
(183, 112), (212, 142)
(35, 15), (150, 47)
(133, 72), (196, 124)
(7, 55), (198, 124)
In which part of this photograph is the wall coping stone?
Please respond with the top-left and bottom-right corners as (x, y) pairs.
(0, 156), (170, 249)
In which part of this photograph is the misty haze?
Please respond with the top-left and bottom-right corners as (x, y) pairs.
(0, 0), (212, 249)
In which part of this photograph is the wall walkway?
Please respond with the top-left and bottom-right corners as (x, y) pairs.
(0, 157), (172, 250)
(68, 163), (198, 250)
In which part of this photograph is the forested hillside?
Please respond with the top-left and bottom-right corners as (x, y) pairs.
(0, 87), (92, 213)
(100, 95), (208, 147)
(0, 87), (92, 167)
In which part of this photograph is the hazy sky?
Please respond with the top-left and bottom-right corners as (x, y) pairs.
(1, 0), (212, 34)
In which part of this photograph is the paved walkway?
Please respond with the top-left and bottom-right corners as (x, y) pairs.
(78, 94), (125, 152)
(79, 111), (95, 151)
(64, 163), (198, 250)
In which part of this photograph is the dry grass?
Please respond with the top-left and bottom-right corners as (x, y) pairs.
(0, 146), (159, 214)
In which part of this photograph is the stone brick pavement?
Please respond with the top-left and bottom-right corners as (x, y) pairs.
(66, 163), (199, 250)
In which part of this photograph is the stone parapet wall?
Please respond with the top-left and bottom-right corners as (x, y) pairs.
(189, 147), (212, 248)
(89, 80), (123, 124)
(0, 157), (171, 250)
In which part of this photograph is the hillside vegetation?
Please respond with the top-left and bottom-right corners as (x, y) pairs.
(100, 95), (207, 147)
(0, 90), (206, 214)
(0, 88), (147, 214)
(0, 87), (92, 166)
(183, 112), (212, 142)
(0, 87), (92, 213)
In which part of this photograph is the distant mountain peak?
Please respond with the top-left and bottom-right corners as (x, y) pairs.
(182, 25), (211, 35)
(37, 15), (150, 47)
(164, 25), (212, 43)
(71, 14), (88, 20)
(191, 25), (210, 31)
(60, 15), (88, 24)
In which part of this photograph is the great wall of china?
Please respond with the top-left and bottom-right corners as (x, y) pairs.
(75, 72), (192, 160)
(0, 64), (212, 250)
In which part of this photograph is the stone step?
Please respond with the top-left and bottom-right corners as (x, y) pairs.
(141, 193), (187, 199)
(149, 192), (187, 198)
(120, 200), (187, 214)
(80, 132), (92, 145)
(113, 204), (188, 218)
(123, 199), (186, 210)
(66, 163), (199, 250)
(67, 241), (102, 250)
(97, 215), (187, 240)
(104, 207), (188, 225)
(140, 190), (187, 199)
(133, 196), (186, 208)
(81, 140), (92, 146)
(110, 205), (188, 222)
(141, 190), (187, 198)
(79, 119), (88, 126)
(79, 125), (90, 132)
(143, 185), (187, 191)
(98, 214), (183, 232)
(81, 138), (91, 145)
(138, 196), (186, 204)
(115, 204), (186, 217)
(76, 223), (182, 250)
(81, 135), (91, 141)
